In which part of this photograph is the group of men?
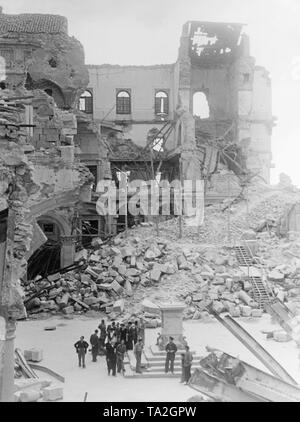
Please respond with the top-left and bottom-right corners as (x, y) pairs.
(74, 318), (146, 375)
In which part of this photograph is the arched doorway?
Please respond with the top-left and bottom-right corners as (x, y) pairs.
(27, 217), (62, 280)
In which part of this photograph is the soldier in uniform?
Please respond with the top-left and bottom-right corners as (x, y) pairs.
(126, 322), (134, 351)
(89, 330), (99, 362)
(105, 339), (117, 376)
(98, 319), (106, 354)
(165, 337), (177, 374)
(116, 339), (127, 375)
(134, 338), (144, 374)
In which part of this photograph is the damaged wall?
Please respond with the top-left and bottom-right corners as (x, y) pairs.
(0, 10), (96, 275)
(86, 20), (273, 187)
(0, 11), (89, 109)
(88, 64), (177, 150)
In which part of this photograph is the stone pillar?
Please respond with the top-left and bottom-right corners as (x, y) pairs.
(60, 235), (76, 268)
(0, 319), (16, 402)
(159, 303), (186, 350)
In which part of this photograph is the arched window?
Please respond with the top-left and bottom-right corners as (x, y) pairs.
(193, 91), (210, 118)
(155, 91), (169, 115)
(79, 90), (93, 114)
(116, 90), (131, 114)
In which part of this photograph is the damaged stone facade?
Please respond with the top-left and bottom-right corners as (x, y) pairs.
(0, 10), (97, 282)
(86, 21), (274, 194)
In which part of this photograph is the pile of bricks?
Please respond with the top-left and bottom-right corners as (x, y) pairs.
(23, 227), (271, 320)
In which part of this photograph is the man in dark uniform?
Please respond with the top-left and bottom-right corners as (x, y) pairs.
(90, 329), (99, 362)
(165, 337), (177, 374)
(182, 345), (193, 384)
(116, 339), (127, 375)
(74, 336), (89, 368)
(120, 323), (127, 342)
(98, 320), (106, 354)
(115, 322), (121, 343)
(134, 338), (144, 374)
(126, 322), (134, 351)
(105, 339), (117, 376)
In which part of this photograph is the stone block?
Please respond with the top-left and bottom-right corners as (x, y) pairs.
(85, 267), (99, 279)
(136, 260), (145, 271)
(47, 273), (61, 282)
(150, 264), (162, 282)
(63, 306), (74, 315)
(212, 277), (225, 285)
(145, 245), (161, 260)
(113, 299), (125, 313)
(124, 280), (133, 295)
(212, 301), (225, 314)
(229, 307), (241, 318)
(59, 293), (70, 309)
(125, 268), (140, 277)
(110, 246), (121, 255)
(42, 385), (64, 401)
(84, 296), (99, 306)
(112, 255), (123, 269)
(130, 256), (136, 267)
(161, 261), (178, 275)
(110, 280), (124, 294)
(268, 270), (285, 282)
(117, 264), (127, 276)
(240, 305), (252, 317)
(108, 268), (118, 278)
(20, 389), (41, 402)
(24, 348), (43, 362)
(121, 246), (135, 258)
(89, 254), (101, 262)
(177, 255), (192, 270)
(251, 309), (263, 318)
(273, 331), (292, 342)
(74, 303), (82, 312)
(142, 299), (161, 315)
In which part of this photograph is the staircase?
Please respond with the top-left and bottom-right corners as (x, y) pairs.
(234, 245), (273, 309)
(234, 246), (253, 266)
(249, 276), (272, 309)
(124, 345), (202, 379)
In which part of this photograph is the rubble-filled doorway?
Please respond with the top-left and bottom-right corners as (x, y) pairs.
(27, 218), (61, 280)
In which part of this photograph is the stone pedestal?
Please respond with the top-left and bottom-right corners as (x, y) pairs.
(159, 303), (185, 350)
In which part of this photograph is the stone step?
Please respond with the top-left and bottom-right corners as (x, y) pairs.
(124, 365), (201, 379)
(144, 354), (202, 364)
(148, 346), (197, 356)
(146, 364), (202, 372)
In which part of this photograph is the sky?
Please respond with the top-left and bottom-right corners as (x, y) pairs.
(2, 0), (300, 186)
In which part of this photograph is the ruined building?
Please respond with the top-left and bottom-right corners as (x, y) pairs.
(0, 10), (98, 288)
(86, 21), (274, 204)
(0, 14), (275, 296)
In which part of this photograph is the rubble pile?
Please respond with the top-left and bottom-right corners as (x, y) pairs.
(158, 182), (300, 245)
(254, 233), (300, 315)
(23, 225), (265, 321)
